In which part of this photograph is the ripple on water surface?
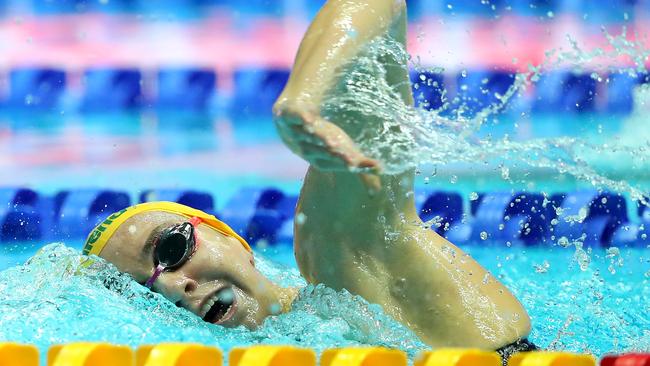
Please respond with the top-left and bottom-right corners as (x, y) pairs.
(0, 244), (426, 360)
(0, 243), (648, 361)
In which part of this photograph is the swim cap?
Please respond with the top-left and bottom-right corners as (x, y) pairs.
(82, 201), (251, 257)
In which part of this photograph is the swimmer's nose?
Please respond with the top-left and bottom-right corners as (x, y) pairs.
(155, 271), (199, 308)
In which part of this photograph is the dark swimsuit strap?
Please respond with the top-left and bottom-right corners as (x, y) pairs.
(496, 338), (539, 366)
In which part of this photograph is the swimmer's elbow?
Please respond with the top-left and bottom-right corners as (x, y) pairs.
(273, 99), (316, 120)
(272, 99), (293, 119)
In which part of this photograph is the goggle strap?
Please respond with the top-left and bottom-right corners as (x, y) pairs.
(189, 217), (202, 227)
(145, 264), (165, 289)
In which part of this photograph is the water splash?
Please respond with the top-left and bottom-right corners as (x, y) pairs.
(322, 29), (650, 204)
(0, 244), (426, 359)
(321, 25), (650, 354)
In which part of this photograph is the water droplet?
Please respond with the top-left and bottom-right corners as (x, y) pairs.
(534, 260), (550, 273)
(469, 192), (479, 201)
(480, 231), (488, 240)
(449, 175), (458, 184)
(511, 312), (521, 322)
(219, 288), (235, 303)
(558, 236), (570, 247)
(578, 207), (588, 222)
(501, 166), (510, 180)
(269, 302), (281, 314)
(295, 212), (307, 225)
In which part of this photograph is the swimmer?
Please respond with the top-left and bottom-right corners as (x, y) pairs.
(83, 0), (537, 362)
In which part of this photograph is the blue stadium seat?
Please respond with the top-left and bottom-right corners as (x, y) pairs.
(410, 70), (446, 111)
(275, 195), (298, 221)
(442, 0), (505, 16)
(605, 72), (641, 114)
(559, 73), (597, 112)
(405, 0), (423, 19)
(81, 68), (142, 112)
(231, 68), (290, 117)
(640, 200), (650, 222)
(455, 70), (516, 116)
(277, 219), (294, 244)
(550, 191), (629, 247)
(55, 189), (131, 240)
(503, 0), (558, 17)
(219, 187), (287, 244)
(561, 0), (637, 24)
(210, 0), (283, 17)
(157, 68), (216, 111)
(305, 0), (327, 17)
(471, 192), (552, 245)
(131, 0), (210, 18)
(8, 68), (66, 111)
(274, 195), (298, 244)
(32, 0), (86, 14)
(533, 71), (597, 114)
(139, 189), (215, 214)
(611, 222), (641, 246)
(417, 190), (468, 238)
(32, 0), (151, 14)
(0, 188), (42, 242)
(637, 200), (650, 244)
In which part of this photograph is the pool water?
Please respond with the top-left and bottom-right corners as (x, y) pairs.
(0, 240), (648, 362)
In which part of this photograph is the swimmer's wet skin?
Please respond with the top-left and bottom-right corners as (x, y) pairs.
(85, 0), (537, 363)
(274, 0), (532, 350)
(83, 201), (296, 328)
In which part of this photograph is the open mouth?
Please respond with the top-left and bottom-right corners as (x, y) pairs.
(201, 287), (237, 324)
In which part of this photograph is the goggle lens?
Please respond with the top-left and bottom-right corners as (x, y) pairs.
(155, 222), (195, 269)
(144, 218), (201, 289)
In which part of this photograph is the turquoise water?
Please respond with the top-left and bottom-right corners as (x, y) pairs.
(0, 241), (648, 362)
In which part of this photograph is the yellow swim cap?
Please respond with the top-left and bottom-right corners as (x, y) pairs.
(82, 201), (251, 257)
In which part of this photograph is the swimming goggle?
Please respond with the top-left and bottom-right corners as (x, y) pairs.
(145, 216), (202, 288)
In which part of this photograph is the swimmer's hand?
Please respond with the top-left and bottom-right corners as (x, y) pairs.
(273, 102), (381, 193)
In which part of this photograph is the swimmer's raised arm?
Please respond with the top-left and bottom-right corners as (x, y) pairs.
(273, 0), (407, 180)
(276, 0), (404, 105)
(274, 0), (533, 352)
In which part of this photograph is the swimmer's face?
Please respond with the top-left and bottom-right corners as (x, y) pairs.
(99, 211), (284, 329)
